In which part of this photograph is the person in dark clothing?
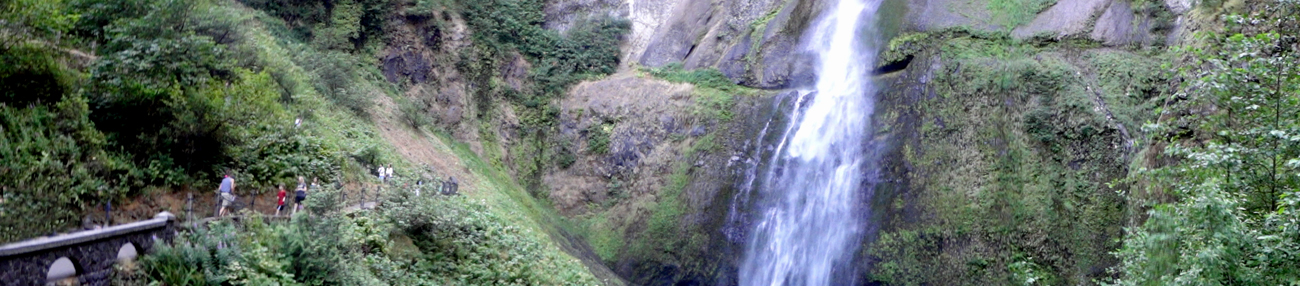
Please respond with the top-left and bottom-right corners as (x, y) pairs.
(294, 176), (307, 215)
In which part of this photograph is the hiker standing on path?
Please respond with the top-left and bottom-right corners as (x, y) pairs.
(275, 184), (288, 216)
(294, 177), (307, 215)
(386, 164), (395, 183)
(377, 165), (386, 184)
(217, 173), (236, 217)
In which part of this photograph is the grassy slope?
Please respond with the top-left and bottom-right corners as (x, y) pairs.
(442, 132), (626, 284)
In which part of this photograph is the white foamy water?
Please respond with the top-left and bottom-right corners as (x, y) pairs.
(738, 0), (882, 284)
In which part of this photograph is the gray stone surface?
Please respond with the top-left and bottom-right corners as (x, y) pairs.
(630, 0), (821, 88)
(1013, 0), (1112, 39)
(904, 0), (1001, 31)
(0, 213), (175, 286)
(1091, 1), (1134, 44)
(544, 0), (630, 33)
(638, 0), (719, 68)
(1090, 0), (1162, 46)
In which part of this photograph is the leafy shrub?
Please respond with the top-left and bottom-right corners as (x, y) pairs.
(141, 222), (249, 285)
(76, 0), (243, 183)
(0, 97), (137, 242)
(138, 188), (600, 285)
(408, 0), (450, 19)
(455, 0), (629, 113)
(382, 195), (602, 285)
(1, 0), (80, 36)
(1110, 10), (1300, 285)
(398, 97), (431, 128)
(228, 124), (345, 190)
(242, 0), (392, 51)
(302, 50), (373, 116)
(0, 43), (78, 106)
(584, 123), (611, 154)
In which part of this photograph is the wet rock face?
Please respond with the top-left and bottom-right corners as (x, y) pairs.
(383, 50), (432, 84)
(622, 0), (822, 89)
(544, 0), (629, 33)
(638, 0), (718, 68)
(1012, 0), (1111, 38)
(545, 74), (696, 215)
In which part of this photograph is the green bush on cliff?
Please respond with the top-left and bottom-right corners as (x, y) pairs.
(456, 0), (629, 113)
(646, 63), (749, 120)
(447, 0), (629, 189)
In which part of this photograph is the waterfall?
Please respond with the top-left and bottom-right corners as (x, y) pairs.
(738, 0), (882, 284)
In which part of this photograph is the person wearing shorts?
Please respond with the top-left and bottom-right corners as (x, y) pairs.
(218, 174), (236, 217)
(294, 177), (307, 214)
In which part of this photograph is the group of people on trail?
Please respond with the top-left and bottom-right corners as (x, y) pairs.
(377, 164), (394, 183)
(274, 176), (313, 216)
(380, 164), (459, 197)
(215, 163), (460, 217)
(217, 172), (317, 217)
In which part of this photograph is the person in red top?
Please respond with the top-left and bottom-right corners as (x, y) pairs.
(275, 184), (288, 216)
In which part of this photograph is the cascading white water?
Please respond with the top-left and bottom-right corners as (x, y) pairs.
(738, 0), (881, 284)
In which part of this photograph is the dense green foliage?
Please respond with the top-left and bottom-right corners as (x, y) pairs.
(134, 184), (600, 285)
(0, 0), (395, 241)
(4, 0), (612, 283)
(0, 16), (137, 241)
(0, 95), (137, 242)
(1109, 3), (1300, 284)
(453, 0), (628, 119)
(240, 0), (391, 52)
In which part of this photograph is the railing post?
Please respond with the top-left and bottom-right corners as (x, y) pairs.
(186, 193), (193, 223)
(105, 200), (112, 226)
(214, 192), (220, 218)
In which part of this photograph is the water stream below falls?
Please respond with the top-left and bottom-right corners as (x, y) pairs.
(737, 0), (883, 284)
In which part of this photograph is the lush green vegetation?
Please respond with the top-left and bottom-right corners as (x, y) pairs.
(125, 187), (599, 285)
(0, 0), (400, 241)
(9, 0), (1293, 284)
(448, 0), (629, 190)
(4, 0), (614, 283)
(1108, 5), (1300, 284)
(868, 2), (1300, 285)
